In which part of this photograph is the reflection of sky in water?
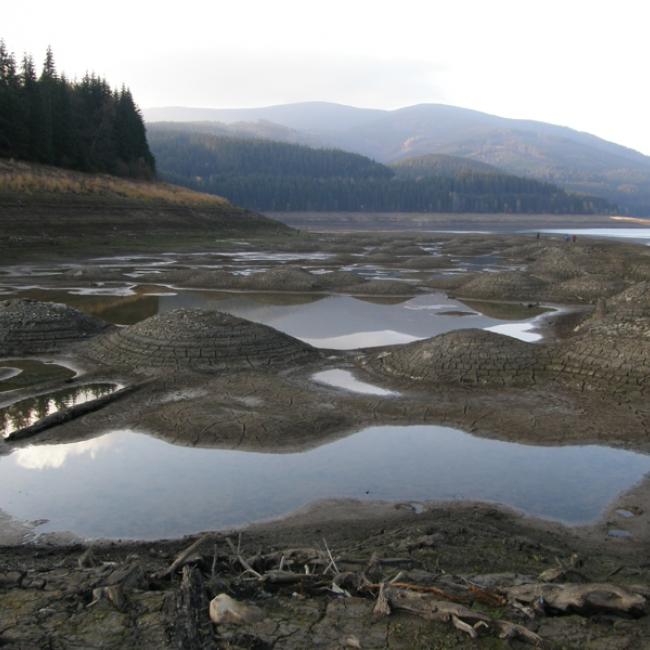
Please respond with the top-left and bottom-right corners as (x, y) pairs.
(14, 436), (112, 470)
(1, 426), (649, 540)
(311, 369), (398, 396)
(2, 285), (546, 346)
(485, 322), (542, 342)
(155, 292), (541, 347)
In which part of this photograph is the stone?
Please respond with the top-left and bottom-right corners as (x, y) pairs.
(208, 594), (263, 625)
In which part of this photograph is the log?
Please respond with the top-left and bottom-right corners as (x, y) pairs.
(506, 582), (647, 617)
(169, 566), (216, 650)
(155, 534), (217, 579)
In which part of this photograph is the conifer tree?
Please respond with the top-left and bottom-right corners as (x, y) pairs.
(0, 41), (155, 178)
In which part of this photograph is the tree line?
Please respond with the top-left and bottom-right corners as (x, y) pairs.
(0, 41), (155, 178)
(148, 130), (613, 214)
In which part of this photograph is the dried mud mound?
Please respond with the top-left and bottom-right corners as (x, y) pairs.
(528, 246), (586, 280)
(0, 299), (110, 355)
(552, 324), (650, 395)
(84, 308), (319, 371)
(365, 329), (544, 387)
(555, 283), (650, 394)
(551, 274), (625, 303)
(607, 281), (650, 316)
(456, 271), (548, 300)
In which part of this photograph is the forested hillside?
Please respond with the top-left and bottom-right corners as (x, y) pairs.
(391, 154), (503, 178)
(145, 101), (650, 214)
(148, 128), (613, 214)
(0, 42), (155, 178)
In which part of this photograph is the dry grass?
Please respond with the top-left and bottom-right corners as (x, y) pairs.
(0, 159), (230, 207)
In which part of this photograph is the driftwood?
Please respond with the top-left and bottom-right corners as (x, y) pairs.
(383, 588), (542, 646)
(170, 566), (216, 650)
(363, 580), (506, 608)
(155, 534), (218, 579)
(144, 533), (649, 646)
(506, 582), (647, 617)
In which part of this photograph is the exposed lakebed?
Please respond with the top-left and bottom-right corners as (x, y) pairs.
(1, 425), (649, 540)
(3, 286), (549, 347)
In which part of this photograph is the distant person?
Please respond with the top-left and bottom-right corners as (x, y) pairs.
(572, 234), (577, 243)
(536, 232), (540, 240)
(564, 234), (570, 242)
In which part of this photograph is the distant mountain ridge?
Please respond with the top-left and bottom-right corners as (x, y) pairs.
(146, 126), (613, 215)
(145, 102), (650, 214)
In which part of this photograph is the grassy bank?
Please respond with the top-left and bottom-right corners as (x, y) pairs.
(0, 159), (292, 262)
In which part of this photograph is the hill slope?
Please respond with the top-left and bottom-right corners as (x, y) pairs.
(144, 102), (650, 214)
(146, 128), (613, 215)
(0, 159), (288, 260)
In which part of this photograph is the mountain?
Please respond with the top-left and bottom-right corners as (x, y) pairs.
(143, 101), (383, 133)
(146, 127), (612, 215)
(144, 102), (650, 214)
(148, 120), (320, 147)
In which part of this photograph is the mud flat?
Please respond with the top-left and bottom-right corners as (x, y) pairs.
(1, 231), (650, 648)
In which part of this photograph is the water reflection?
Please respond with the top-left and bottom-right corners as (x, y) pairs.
(312, 369), (398, 396)
(14, 436), (112, 470)
(1, 383), (121, 438)
(1, 426), (649, 540)
(2, 287), (547, 346)
(485, 322), (542, 342)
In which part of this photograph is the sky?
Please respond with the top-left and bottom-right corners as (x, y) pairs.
(4, 0), (650, 154)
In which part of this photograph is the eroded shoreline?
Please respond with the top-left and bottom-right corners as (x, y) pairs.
(1, 230), (649, 648)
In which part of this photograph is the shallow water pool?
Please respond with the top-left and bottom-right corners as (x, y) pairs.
(1, 425), (648, 540)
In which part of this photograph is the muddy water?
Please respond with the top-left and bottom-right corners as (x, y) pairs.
(1, 383), (121, 438)
(1, 426), (648, 540)
(3, 286), (549, 347)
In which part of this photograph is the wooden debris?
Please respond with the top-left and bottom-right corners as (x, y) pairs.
(451, 614), (478, 639)
(168, 566), (216, 649)
(88, 585), (126, 611)
(372, 583), (391, 618)
(78, 547), (100, 569)
(155, 534), (216, 579)
(506, 582), (647, 617)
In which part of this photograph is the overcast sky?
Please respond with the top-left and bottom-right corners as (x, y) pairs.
(4, 0), (650, 154)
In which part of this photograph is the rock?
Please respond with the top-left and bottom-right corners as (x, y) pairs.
(0, 570), (23, 588)
(209, 593), (263, 625)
